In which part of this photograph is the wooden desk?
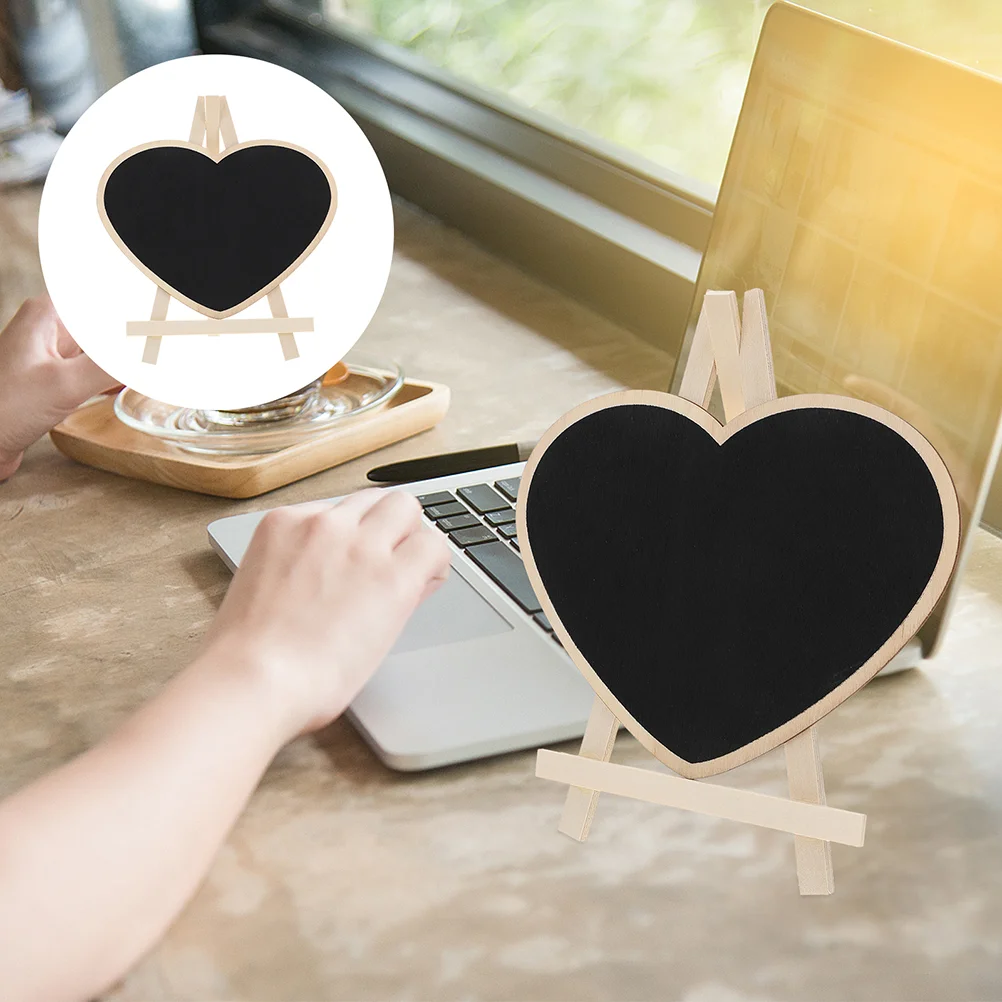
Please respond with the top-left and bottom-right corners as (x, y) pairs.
(2, 187), (1002, 1001)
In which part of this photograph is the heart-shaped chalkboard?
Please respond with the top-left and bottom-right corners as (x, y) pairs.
(518, 391), (959, 778)
(98, 141), (336, 318)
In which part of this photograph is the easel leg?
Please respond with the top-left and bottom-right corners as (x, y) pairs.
(738, 289), (777, 408)
(268, 288), (300, 361)
(785, 726), (834, 895)
(142, 286), (170, 364)
(204, 95), (221, 158)
(702, 291), (746, 421)
(188, 96), (206, 146)
(558, 697), (618, 841)
(218, 96), (238, 149)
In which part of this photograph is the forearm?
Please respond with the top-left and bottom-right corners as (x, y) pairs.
(0, 650), (291, 1002)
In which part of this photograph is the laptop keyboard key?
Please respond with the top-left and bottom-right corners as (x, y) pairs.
(485, 508), (515, 526)
(494, 478), (521, 503)
(424, 501), (467, 519)
(449, 525), (498, 547)
(416, 491), (455, 507)
(465, 541), (541, 613)
(498, 524), (518, 539)
(436, 513), (480, 532)
(456, 484), (509, 514)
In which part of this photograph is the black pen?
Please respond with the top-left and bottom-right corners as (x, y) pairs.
(367, 441), (538, 483)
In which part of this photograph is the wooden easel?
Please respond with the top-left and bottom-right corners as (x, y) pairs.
(125, 96), (313, 365)
(535, 289), (866, 896)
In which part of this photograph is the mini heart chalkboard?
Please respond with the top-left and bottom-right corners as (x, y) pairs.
(518, 390), (960, 779)
(98, 141), (336, 318)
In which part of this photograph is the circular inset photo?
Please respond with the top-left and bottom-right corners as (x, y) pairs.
(39, 54), (394, 411)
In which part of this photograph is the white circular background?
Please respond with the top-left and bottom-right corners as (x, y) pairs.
(39, 54), (394, 410)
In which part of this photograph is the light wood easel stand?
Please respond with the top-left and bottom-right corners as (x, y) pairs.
(536, 289), (866, 895)
(129, 96), (309, 365)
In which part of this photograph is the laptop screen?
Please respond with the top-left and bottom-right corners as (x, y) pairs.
(671, 1), (1002, 654)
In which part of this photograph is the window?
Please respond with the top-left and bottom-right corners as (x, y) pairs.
(313, 1), (1002, 188)
(197, 0), (1002, 357)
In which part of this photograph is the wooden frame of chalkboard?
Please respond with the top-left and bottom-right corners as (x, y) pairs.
(521, 289), (961, 895)
(96, 96), (337, 365)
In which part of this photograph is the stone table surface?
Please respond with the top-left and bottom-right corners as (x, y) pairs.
(2, 185), (1002, 1001)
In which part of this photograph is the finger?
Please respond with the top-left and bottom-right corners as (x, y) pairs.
(53, 313), (82, 359)
(417, 564), (450, 604)
(250, 498), (356, 553)
(57, 352), (119, 408)
(328, 487), (389, 523)
(394, 527), (451, 597)
(358, 490), (423, 550)
(250, 494), (386, 561)
(261, 491), (385, 529)
(2, 297), (44, 349)
(283, 500), (338, 517)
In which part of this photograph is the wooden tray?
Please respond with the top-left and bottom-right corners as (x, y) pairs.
(49, 379), (450, 498)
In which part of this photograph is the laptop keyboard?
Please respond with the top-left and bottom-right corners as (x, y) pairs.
(416, 478), (560, 644)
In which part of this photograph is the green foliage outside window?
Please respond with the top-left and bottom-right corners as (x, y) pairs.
(328, 0), (1002, 187)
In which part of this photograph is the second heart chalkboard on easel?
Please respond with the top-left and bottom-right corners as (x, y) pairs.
(518, 390), (960, 779)
(98, 140), (336, 319)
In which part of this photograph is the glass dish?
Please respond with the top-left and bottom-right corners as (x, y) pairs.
(114, 353), (404, 456)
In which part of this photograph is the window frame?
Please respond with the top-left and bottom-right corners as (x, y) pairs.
(193, 0), (714, 355)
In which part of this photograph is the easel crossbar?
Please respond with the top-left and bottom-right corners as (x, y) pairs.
(537, 749), (866, 847)
(126, 318), (314, 336)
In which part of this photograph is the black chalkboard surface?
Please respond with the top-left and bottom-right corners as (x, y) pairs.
(519, 390), (960, 778)
(99, 141), (335, 318)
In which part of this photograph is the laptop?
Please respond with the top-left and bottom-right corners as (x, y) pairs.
(209, 3), (1002, 770)
(671, 1), (1002, 660)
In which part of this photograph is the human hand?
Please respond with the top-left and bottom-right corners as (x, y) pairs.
(199, 490), (451, 741)
(0, 295), (118, 479)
